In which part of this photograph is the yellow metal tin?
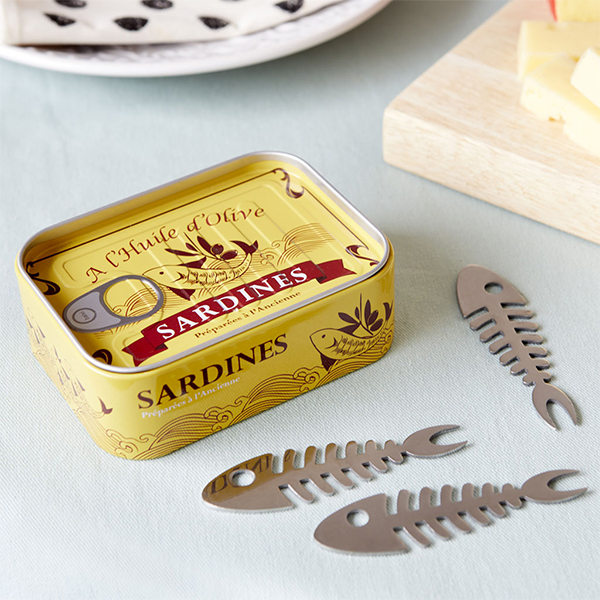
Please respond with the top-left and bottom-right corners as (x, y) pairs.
(16, 152), (394, 459)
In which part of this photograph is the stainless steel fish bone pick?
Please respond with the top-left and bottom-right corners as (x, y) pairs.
(202, 425), (466, 511)
(456, 265), (577, 429)
(314, 470), (587, 554)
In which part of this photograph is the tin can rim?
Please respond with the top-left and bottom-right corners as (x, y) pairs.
(17, 151), (389, 374)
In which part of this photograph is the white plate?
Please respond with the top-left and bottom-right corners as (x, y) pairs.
(0, 0), (390, 77)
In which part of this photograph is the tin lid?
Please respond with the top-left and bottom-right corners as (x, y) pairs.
(19, 152), (389, 373)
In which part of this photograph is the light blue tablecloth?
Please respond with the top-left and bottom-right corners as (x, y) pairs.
(1, 2), (599, 599)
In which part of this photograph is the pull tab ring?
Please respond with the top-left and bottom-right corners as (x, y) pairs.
(62, 275), (164, 333)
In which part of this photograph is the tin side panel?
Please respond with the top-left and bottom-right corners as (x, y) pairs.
(17, 246), (394, 460)
(21, 158), (387, 371)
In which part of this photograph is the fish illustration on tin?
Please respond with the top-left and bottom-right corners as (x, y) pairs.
(144, 234), (258, 300)
(310, 298), (393, 370)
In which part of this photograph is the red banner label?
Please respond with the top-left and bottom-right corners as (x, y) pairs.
(123, 259), (355, 365)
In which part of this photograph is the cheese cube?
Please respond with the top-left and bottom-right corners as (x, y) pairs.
(521, 55), (600, 156)
(518, 21), (600, 79)
(548, 0), (600, 22)
(571, 47), (600, 107)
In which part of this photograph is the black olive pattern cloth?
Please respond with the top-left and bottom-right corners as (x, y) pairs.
(1, 0), (345, 45)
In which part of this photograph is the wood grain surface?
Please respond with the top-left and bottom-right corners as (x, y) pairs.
(383, 0), (600, 245)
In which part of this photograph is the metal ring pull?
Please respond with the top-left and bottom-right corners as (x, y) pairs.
(62, 275), (164, 333)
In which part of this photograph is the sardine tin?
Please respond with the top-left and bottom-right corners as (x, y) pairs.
(15, 152), (394, 459)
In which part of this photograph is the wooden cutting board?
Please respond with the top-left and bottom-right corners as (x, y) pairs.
(383, 0), (600, 245)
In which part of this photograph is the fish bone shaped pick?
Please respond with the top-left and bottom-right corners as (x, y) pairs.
(314, 470), (587, 554)
(456, 265), (577, 429)
(202, 425), (466, 511)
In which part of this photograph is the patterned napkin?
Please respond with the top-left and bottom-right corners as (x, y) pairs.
(1, 0), (345, 45)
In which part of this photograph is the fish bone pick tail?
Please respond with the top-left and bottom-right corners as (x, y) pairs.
(402, 425), (467, 457)
(532, 382), (578, 429)
(520, 470), (587, 503)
